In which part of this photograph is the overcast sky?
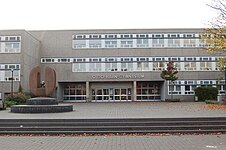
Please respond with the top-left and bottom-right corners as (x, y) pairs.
(0, 0), (218, 30)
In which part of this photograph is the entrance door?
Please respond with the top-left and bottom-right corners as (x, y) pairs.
(92, 88), (132, 102)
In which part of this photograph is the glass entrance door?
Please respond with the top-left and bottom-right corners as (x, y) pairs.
(92, 88), (132, 102)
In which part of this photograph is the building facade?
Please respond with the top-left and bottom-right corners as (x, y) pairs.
(0, 29), (225, 102)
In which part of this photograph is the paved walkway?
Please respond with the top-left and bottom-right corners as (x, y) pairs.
(0, 102), (226, 119)
(0, 102), (226, 150)
(0, 134), (225, 150)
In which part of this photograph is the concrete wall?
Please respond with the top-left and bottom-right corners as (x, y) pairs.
(28, 29), (222, 101)
(20, 31), (41, 93)
(0, 30), (40, 99)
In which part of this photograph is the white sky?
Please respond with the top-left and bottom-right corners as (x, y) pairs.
(0, 0), (218, 30)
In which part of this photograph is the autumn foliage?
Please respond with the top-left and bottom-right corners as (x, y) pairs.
(160, 61), (178, 82)
(202, 0), (226, 67)
(160, 61), (178, 100)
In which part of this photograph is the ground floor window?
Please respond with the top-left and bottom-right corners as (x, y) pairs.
(62, 81), (163, 102)
(136, 82), (161, 100)
(63, 83), (86, 101)
(168, 80), (225, 95)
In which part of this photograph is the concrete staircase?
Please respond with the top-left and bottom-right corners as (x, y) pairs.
(0, 117), (226, 134)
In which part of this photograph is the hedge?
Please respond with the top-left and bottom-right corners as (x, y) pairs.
(194, 86), (218, 101)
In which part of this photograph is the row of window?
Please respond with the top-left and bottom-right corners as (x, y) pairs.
(0, 64), (21, 81)
(0, 36), (21, 41)
(73, 33), (199, 40)
(168, 80), (225, 95)
(62, 80), (223, 101)
(72, 38), (206, 49)
(41, 56), (219, 63)
(72, 61), (219, 72)
(63, 82), (161, 101)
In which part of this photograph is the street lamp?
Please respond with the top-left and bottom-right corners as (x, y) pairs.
(11, 69), (14, 96)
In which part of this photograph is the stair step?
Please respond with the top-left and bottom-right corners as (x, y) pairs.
(0, 117), (225, 134)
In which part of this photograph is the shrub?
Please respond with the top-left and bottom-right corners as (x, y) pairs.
(4, 93), (31, 107)
(194, 86), (218, 101)
(4, 101), (18, 107)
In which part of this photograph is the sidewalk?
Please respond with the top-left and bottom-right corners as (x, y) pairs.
(0, 102), (226, 119)
(0, 134), (225, 150)
(0, 102), (226, 150)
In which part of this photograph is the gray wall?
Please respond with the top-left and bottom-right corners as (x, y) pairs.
(28, 29), (221, 101)
(0, 29), (221, 101)
(0, 30), (40, 99)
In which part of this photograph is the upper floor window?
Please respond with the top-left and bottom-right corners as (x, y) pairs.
(89, 35), (101, 39)
(121, 40), (133, 48)
(73, 35), (86, 40)
(105, 34), (117, 39)
(121, 34), (133, 38)
(105, 40), (117, 48)
(72, 32), (204, 49)
(0, 36), (21, 53)
(0, 64), (20, 81)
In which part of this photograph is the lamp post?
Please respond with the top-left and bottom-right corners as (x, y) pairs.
(11, 69), (14, 96)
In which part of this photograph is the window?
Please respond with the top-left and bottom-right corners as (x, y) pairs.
(136, 62), (149, 71)
(105, 34), (117, 39)
(72, 63), (86, 72)
(152, 34), (164, 38)
(45, 59), (54, 63)
(137, 39), (148, 47)
(105, 40), (117, 48)
(121, 62), (133, 71)
(1, 42), (20, 53)
(73, 40), (86, 48)
(71, 32), (203, 49)
(121, 34), (133, 38)
(136, 82), (161, 100)
(200, 62), (212, 71)
(183, 34), (197, 38)
(168, 39), (180, 47)
(89, 63), (102, 72)
(173, 62), (181, 70)
(63, 83), (86, 101)
(153, 62), (165, 71)
(136, 34), (148, 38)
(105, 63), (118, 71)
(168, 82), (182, 95)
(74, 35), (86, 39)
(168, 34), (180, 38)
(89, 35), (101, 39)
(0, 64), (20, 81)
(184, 85), (196, 95)
(89, 40), (102, 48)
(184, 62), (196, 71)
(183, 39), (196, 47)
(120, 40), (133, 48)
(152, 39), (164, 47)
